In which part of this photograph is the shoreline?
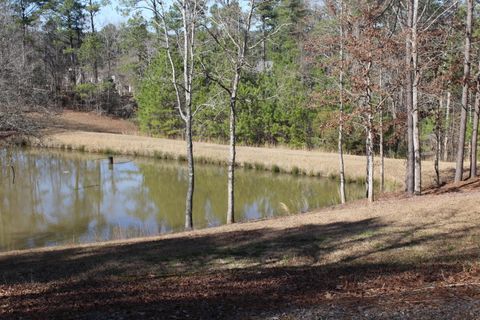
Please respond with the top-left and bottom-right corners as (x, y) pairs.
(30, 130), (456, 190)
(0, 186), (476, 257)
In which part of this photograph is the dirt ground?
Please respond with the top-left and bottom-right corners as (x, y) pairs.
(49, 110), (139, 134)
(1, 180), (480, 319)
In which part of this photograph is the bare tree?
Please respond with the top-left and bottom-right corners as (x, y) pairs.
(404, 0), (415, 194)
(379, 96), (385, 193)
(400, 0), (459, 192)
(365, 61), (374, 202)
(311, 0), (348, 203)
(85, 0), (101, 83)
(470, 58), (480, 177)
(444, 91), (451, 161)
(344, 1), (394, 203)
(203, 0), (257, 224)
(159, 0), (204, 230)
(455, 0), (473, 182)
(411, 0), (422, 194)
(0, 1), (44, 142)
(338, 0), (347, 203)
(435, 96), (442, 186)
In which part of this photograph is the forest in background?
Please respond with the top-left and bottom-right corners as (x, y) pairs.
(3, 0), (471, 153)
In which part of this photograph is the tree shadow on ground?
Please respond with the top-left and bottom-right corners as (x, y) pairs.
(1, 212), (479, 319)
(423, 175), (480, 195)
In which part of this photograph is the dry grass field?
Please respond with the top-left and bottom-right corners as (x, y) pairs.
(35, 111), (457, 189)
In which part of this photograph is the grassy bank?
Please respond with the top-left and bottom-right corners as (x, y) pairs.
(32, 130), (457, 190)
(1, 186), (480, 318)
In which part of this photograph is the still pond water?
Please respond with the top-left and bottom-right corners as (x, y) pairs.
(0, 149), (365, 251)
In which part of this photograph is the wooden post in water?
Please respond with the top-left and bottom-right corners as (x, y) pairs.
(108, 156), (114, 170)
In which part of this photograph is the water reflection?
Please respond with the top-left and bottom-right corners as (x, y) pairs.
(0, 149), (365, 251)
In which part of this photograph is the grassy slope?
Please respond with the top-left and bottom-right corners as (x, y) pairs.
(38, 130), (459, 189)
(36, 111), (459, 188)
(8, 111), (475, 318)
(1, 184), (480, 318)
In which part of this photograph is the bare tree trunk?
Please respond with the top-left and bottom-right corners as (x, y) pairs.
(262, 17), (267, 71)
(183, 8), (195, 230)
(69, 34), (77, 87)
(455, 0), (473, 182)
(338, 102), (347, 203)
(443, 91), (451, 161)
(227, 107), (236, 224)
(468, 91), (474, 163)
(470, 69), (480, 178)
(405, 0), (415, 194)
(378, 70), (385, 193)
(185, 115), (194, 229)
(435, 97), (442, 187)
(219, 1), (254, 224)
(21, 16), (27, 69)
(412, 0), (421, 194)
(380, 106), (385, 193)
(366, 61), (374, 203)
(89, 0), (98, 83)
(227, 71), (240, 224)
(152, 0), (162, 39)
(160, 0), (199, 230)
(338, 0), (346, 204)
(367, 113), (374, 203)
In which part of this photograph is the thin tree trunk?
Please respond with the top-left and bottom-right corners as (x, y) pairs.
(443, 91), (451, 161)
(379, 70), (385, 193)
(455, 0), (473, 182)
(380, 107), (385, 193)
(227, 71), (240, 224)
(405, 0), (415, 194)
(468, 91), (474, 163)
(22, 17), (27, 69)
(152, 0), (162, 39)
(262, 18), (266, 70)
(412, 0), (421, 194)
(366, 61), (374, 203)
(227, 105), (236, 224)
(367, 113), (374, 203)
(338, 0), (346, 204)
(185, 116), (194, 230)
(338, 102), (347, 204)
(184, 28), (195, 230)
(470, 91), (474, 125)
(435, 98), (442, 187)
(89, 0), (98, 83)
(69, 33), (77, 86)
(224, 2), (254, 223)
(160, 0), (196, 229)
(470, 70), (480, 178)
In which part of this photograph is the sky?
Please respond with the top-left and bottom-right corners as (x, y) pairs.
(96, 1), (129, 28)
(97, 1), (155, 28)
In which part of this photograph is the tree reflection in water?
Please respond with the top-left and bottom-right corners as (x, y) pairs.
(0, 149), (365, 251)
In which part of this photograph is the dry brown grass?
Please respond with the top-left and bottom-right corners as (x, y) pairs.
(1, 187), (480, 318)
(31, 111), (458, 189)
(34, 130), (457, 189)
(44, 110), (139, 135)
(2, 185), (478, 265)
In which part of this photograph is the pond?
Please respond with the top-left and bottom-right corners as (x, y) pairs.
(0, 149), (366, 251)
